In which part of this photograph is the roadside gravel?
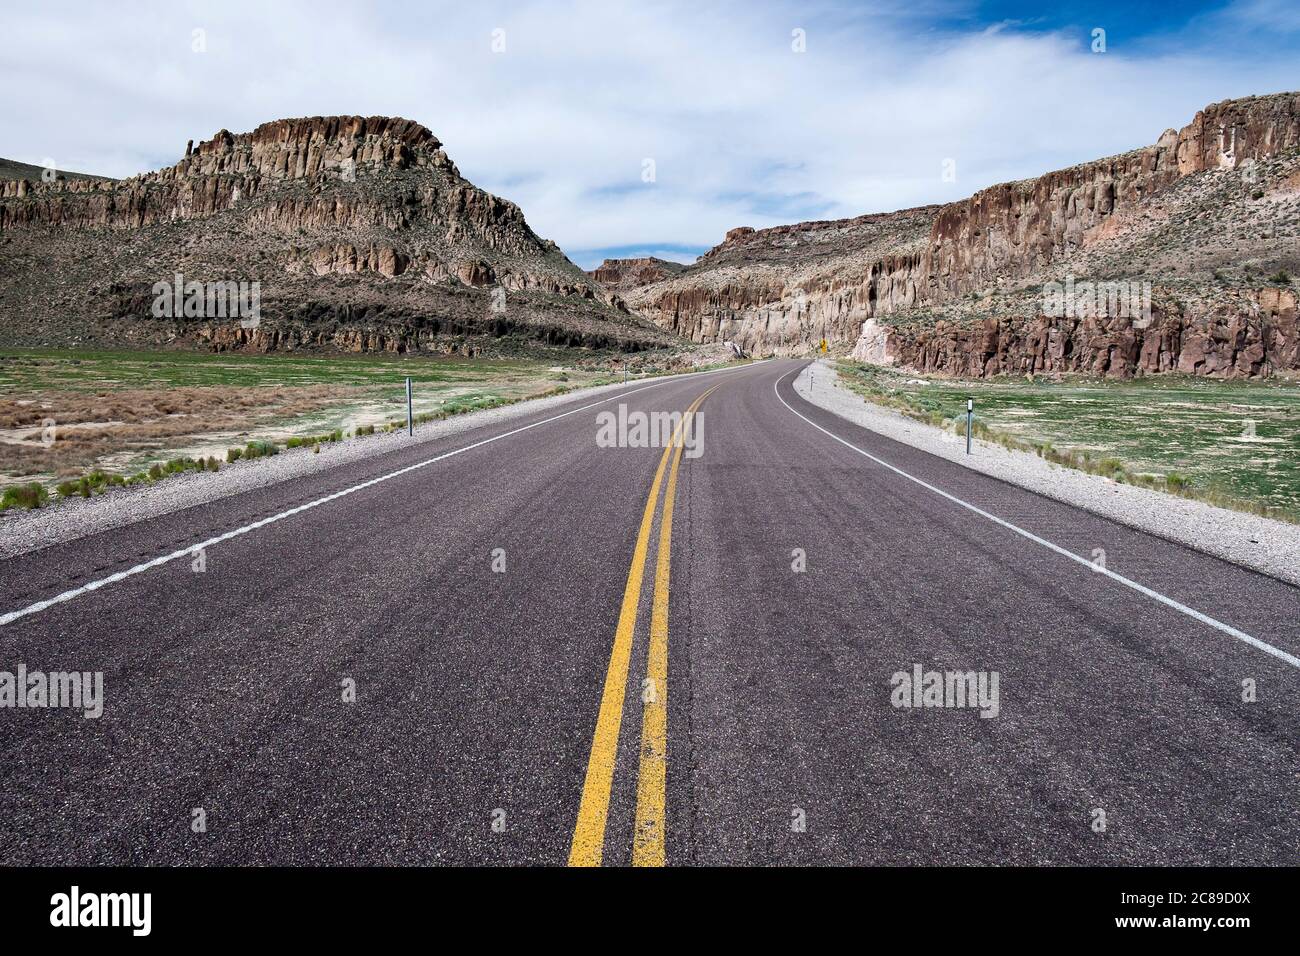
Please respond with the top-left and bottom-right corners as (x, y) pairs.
(796, 360), (1300, 588)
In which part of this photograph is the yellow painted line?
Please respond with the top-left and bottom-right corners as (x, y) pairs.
(567, 385), (717, 867)
(631, 392), (702, 866)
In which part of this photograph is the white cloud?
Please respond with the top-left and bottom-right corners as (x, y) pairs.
(1, 0), (1294, 257)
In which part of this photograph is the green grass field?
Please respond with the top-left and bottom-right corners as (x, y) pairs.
(835, 361), (1300, 523)
(0, 347), (554, 395)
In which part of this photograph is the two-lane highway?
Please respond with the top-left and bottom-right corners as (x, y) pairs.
(1, 359), (1296, 865)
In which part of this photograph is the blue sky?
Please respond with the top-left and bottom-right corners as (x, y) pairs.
(2, 1), (1297, 269)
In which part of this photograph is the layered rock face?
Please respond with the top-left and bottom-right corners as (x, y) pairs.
(0, 116), (673, 354)
(877, 288), (1298, 379)
(627, 210), (938, 355)
(921, 95), (1300, 300)
(626, 93), (1300, 377)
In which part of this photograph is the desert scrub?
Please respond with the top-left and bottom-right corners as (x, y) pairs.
(55, 456), (222, 501)
(241, 440), (279, 459)
(56, 470), (124, 499)
(286, 429), (343, 448)
(1096, 458), (1126, 479)
(0, 482), (47, 512)
(390, 393), (522, 432)
(136, 456), (216, 483)
(437, 393), (510, 418)
(0, 347), (620, 483)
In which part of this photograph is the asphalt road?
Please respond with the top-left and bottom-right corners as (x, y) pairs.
(1, 359), (1296, 866)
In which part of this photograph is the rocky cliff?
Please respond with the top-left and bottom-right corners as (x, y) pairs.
(869, 288), (1299, 379)
(0, 116), (675, 355)
(626, 93), (1300, 377)
(627, 211), (938, 355)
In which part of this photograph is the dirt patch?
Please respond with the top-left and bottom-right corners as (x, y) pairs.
(0, 384), (358, 478)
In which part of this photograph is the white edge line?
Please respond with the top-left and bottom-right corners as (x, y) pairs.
(0, 360), (769, 629)
(774, 367), (1300, 671)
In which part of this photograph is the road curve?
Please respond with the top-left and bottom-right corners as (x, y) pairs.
(0, 358), (1296, 866)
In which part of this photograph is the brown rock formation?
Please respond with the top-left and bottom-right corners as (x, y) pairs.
(628, 208), (938, 354)
(878, 289), (1297, 379)
(0, 116), (672, 355)
(626, 93), (1300, 377)
(586, 256), (688, 291)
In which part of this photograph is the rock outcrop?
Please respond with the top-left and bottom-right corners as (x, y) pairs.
(878, 288), (1298, 379)
(0, 116), (673, 355)
(626, 93), (1300, 377)
(586, 256), (688, 291)
(628, 208), (938, 354)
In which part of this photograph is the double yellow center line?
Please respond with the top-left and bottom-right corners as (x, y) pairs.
(568, 383), (720, 867)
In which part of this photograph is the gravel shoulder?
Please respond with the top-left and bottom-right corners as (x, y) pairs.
(0, 370), (715, 560)
(796, 360), (1300, 588)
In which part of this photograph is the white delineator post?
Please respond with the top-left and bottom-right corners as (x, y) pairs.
(966, 398), (973, 455)
(406, 377), (414, 436)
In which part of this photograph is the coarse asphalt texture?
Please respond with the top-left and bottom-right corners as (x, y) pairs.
(0, 359), (1296, 865)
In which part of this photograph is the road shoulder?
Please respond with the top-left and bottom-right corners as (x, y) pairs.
(795, 359), (1300, 588)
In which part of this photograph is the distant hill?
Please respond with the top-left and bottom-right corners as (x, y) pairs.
(0, 157), (114, 183)
(0, 117), (676, 356)
(586, 256), (688, 291)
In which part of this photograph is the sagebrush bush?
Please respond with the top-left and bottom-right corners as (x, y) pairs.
(287, 430), (342, 449)
(0, 482), (48, 511)
(243, 440), (279, 459)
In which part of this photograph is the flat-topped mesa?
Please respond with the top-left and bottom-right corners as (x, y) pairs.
(0, 115), (673, 354)
(586, 256), (687, 290)
(695, 211), (942, 267)
(0, 115), (461, 229)
(174, 116), (446, 181)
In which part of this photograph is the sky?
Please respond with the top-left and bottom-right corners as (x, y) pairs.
(2, 1), (1297, 269)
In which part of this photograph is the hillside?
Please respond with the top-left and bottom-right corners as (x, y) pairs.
(0, 158), (113, 184)
(0, 117), (676, 357)
(626, 209), (939, 353)
(625, 93), (1300, 378)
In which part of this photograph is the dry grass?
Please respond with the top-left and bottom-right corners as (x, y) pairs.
(0, 384), (355, 477)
